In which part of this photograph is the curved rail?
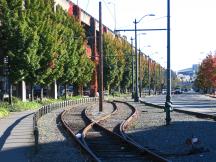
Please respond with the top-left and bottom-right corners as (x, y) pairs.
(115, 100), (169, 162)
(61, 101), (117, 162)
(60, 107), (99, 161)
(61, 100), (170, 161)
(33, 97), (98, 152)
(84, 100), (169, 162)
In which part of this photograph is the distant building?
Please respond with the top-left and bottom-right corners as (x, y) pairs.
(177, 64), (199, 88)
(177, 64), (199, 78)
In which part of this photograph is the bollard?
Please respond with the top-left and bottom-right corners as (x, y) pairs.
(34, 126), (39, 153)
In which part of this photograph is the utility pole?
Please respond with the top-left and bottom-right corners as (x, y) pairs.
(131, 37), (134, 99)
(154, 62), (157, 95)
(115, 16), (165, 102)
(165, 0), (172, 125)
(99, 2), (103, 112)
(134, 19), (139, 102)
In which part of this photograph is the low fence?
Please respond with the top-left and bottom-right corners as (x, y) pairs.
(33, 97), (98, 153)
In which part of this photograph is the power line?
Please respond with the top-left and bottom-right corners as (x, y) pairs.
(85, 0), (89, 11)
(102, 0), (115, 22)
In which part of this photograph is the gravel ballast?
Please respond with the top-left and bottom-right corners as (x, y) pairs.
(30, 107), (89, 162)
(127, 101), (216, 162)
(30, 98), (216, 162)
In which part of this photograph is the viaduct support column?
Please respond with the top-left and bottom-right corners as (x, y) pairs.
(89, 17), (98, 97)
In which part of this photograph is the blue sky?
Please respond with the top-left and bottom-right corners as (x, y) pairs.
(71, 0), (216, 71)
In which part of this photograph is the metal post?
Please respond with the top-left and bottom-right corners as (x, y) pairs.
(114, 3), (116, 31)
(148, 56), (151, 95)
(159, 65), (161, 93)
(134, 19), (139, 102)
(139, 49), (142, 97)
(99, 2), (103, 112)
(131, 37), (134, 99)
(165, 0), (172, 125)
(154, 62), (157, 95)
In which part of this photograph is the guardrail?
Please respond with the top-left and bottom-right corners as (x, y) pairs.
(33, 97), (98, 153)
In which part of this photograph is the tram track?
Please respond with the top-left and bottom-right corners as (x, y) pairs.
(61, 101), (169, 162)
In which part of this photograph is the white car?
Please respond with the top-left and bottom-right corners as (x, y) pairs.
(162, 89), (167, 94)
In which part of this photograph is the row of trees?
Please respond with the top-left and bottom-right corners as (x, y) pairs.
(103, 33), (167, 94)
(0, 0), (169, 102)
(0, 0), (94, 102)
(103, 33), (131, 93)
(194, 53), (216, 93)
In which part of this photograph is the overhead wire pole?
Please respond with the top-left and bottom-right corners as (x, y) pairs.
(165, 0), (172, 125)
(115, 28), (166, 102)
(115, 28), (167, 32)
(99, 1), (103, 112)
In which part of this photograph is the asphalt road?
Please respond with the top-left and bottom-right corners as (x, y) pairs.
(141, 92), (216, 115)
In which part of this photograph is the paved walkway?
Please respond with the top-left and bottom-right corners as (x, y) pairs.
(0, 110), (35, 162)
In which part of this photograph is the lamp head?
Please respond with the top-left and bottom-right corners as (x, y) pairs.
(148, 14), (155, 17)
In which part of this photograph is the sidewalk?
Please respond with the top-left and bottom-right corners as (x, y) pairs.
(0, 110), (35, 162)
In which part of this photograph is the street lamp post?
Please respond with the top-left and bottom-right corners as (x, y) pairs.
(148, 56), (151, 95)
(154, 61), (157, 95)
(139, 49), (142, 97)
(165, 0), (172, 125)
(134, 19), (139, 102)
(133, 14), (155, 102)
(131, 37), (134, 99)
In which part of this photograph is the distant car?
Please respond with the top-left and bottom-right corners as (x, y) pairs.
(59, 85), (73, 96)
(162, 89), (167, 95)
(83, 90), (90, 96)
(174, 89), (182, 94)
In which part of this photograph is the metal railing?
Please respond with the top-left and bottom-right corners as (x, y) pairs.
(33, 97), (98, 153)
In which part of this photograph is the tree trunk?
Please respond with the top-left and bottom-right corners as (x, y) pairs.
(107, 85), (110, 95)
(8, 83), (13, 105)
(31, 84), (34, 101)
(73, 83), (79, 96)
(40, 87), (43, 101)
(64, 84), (67, 99)
(79, 85), (83, 96)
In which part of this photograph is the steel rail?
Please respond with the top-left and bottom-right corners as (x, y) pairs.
(115, 100), (170, 162)
(61, 101), (117, 162)
(84, 100), (169, 162)
(60, 108), (99, 161)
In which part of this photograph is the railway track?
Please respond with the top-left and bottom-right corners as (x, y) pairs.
(61, 101), (169, 162)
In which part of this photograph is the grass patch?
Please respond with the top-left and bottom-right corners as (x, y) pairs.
(9, 100), (42, 112)
(0, 95), (87, 118)
(0, 103), (10, 118)
(39, 98), (64, 105)
(59, 95), (82, 100)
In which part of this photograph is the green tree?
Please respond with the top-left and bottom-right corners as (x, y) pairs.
(111, 37), (125, 92)
(75, 55), (95, 95)
(103, 33), (119, 93)
(0, 0), (39, 103)
(55, 7), (91, 98)
(120, 38), (132, 93)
